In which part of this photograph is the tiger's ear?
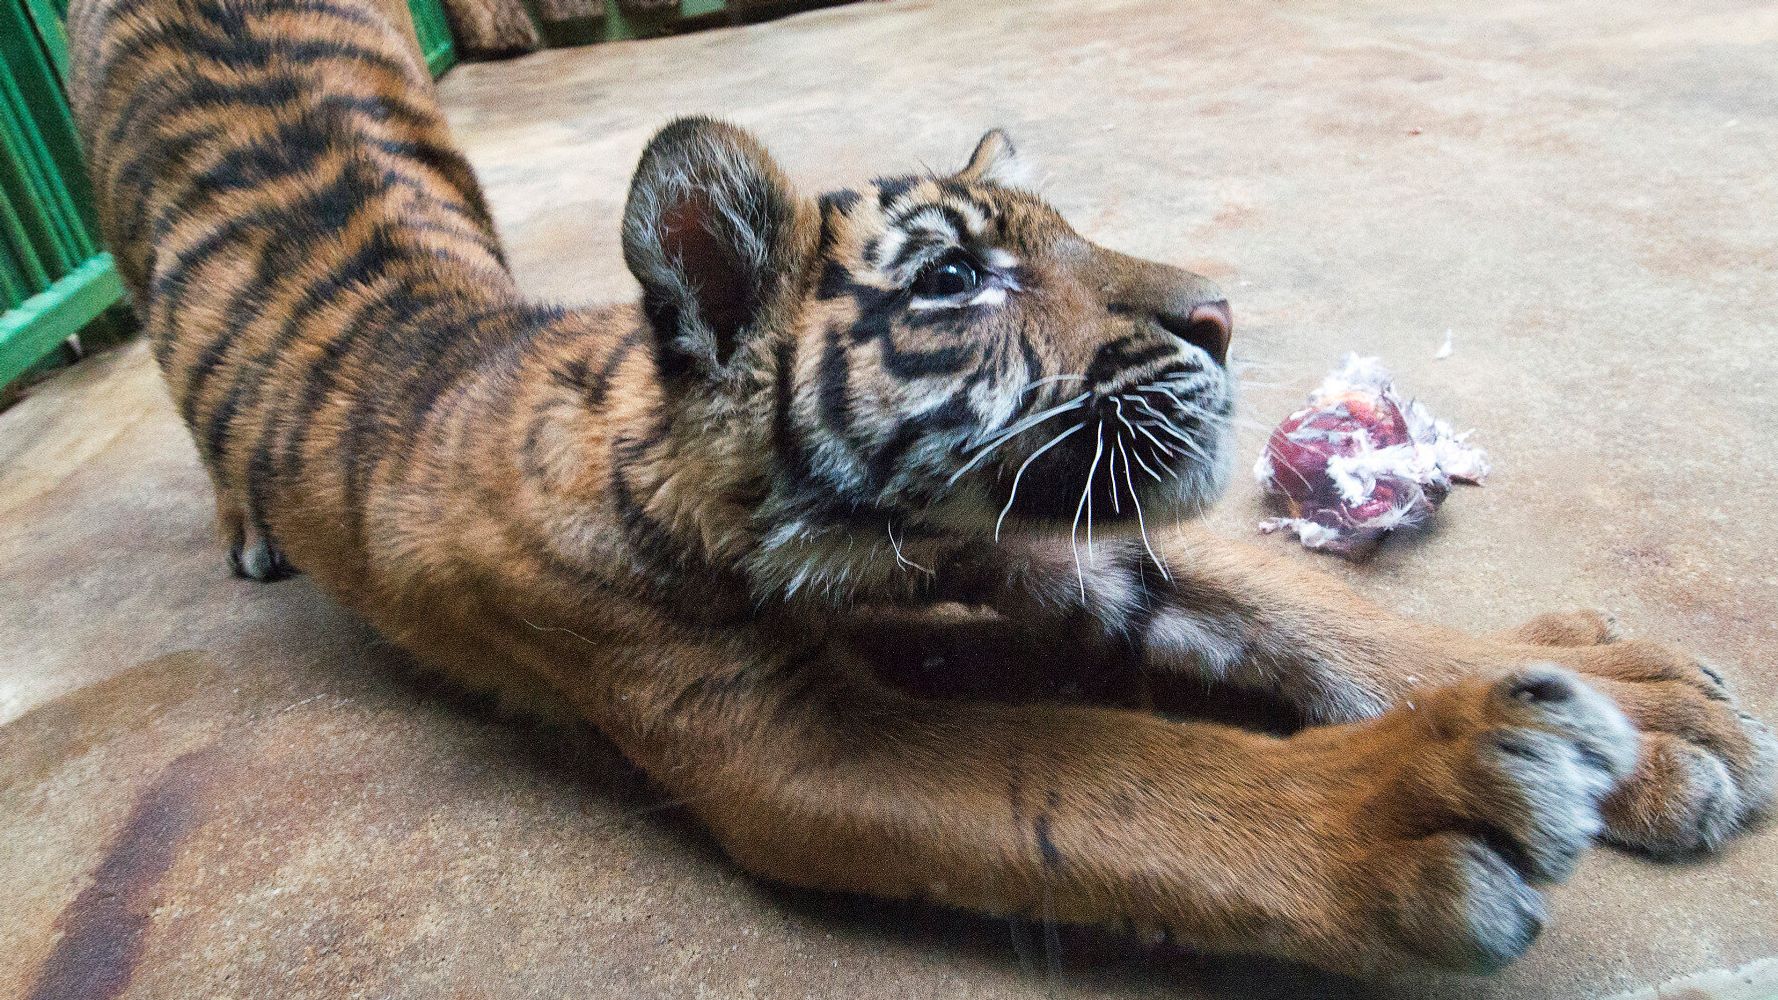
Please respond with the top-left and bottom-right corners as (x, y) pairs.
(957, 129), (1035, 188)
(622, 117), (810, 375)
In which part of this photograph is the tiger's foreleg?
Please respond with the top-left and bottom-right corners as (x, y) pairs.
(498, 619), (1637, 976)
(938, 529), (1777, 857)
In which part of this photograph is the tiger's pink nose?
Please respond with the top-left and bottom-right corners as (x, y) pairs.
(1158, 298), (1231, 366)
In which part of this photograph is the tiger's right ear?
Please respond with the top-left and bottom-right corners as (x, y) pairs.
(957, 129), (1036, 188)
(622, 117), (811, 378)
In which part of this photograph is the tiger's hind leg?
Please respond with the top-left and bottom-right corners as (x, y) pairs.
(215, 492), (298, 582)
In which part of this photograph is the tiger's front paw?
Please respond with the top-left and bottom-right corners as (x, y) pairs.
(1321, 667), (1636, 975)
(1559, 640), (1776, 856)
(1500, 612), (1774, 855)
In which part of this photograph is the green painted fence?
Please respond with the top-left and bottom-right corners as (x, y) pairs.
(0, 0), (122, 390)
(409, 0), (459, 76)
(0, 0), (459, 393)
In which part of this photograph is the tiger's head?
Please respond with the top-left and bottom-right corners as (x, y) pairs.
(621, 118), (1234, 591)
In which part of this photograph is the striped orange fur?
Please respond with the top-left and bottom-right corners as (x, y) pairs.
(69, 0), (1774, 976)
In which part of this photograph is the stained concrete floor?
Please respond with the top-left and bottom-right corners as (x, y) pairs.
(5, 0), (1778, 996)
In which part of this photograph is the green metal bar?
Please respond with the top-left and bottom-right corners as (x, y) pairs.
(0, 254), (124, 389)
(422, 40), (455, 77)
(405, 0), (457, 76)
(12, 0), (97, 240)
(601, 0), (644, 40)
(0, 0), (463, 391)
(0, 2), (93, 272)
(0, 227), (30, 309)
(0, 131), (56, 291)
(20, 0), (72, 81)
(0, 0), (129, 389)
(0, 87), (80, 278)
(681, 0), (726, 16)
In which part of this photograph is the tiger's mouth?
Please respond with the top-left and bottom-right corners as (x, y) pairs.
(968, 366), (1235, 534)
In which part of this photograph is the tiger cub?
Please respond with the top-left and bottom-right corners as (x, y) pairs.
(68, 0), (1773, 977)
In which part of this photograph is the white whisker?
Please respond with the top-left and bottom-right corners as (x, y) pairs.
(994, 422), (1085, 541)
(1127, 412), (1182, 460)
(1118, 435), (1170, 581)
(1107, 431), (1122, 515)
(1127, 431), (1170, 483)
(1018, 373), (1086, 396)
(968, 392), (1090, 453)
(948, 392), (1089, 486)
(1085, 420), (1104, 558)
(886, 520), (933, 576)
(1131, 400), (1211, 461)
(1071, 421), (1105, 601)
(1143, 384), (1230, 425)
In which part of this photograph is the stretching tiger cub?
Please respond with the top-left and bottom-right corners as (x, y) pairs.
(69, 0), (1774, 978)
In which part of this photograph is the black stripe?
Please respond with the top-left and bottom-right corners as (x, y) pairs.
(817, 188), (861, 216)
(843, 285), (903, 345)
(110, 125), (225, 264)
(863, 383), (977, 494)
(180, 238), (282, 444)
(106, 73), (300, 155)
(106, 72), (433, 159)
(362, 303), (536, 533)
(152, 149), (357, 304)
(1083, 336), (1177, 387)
(878, 340), (970, 380)
(608, 423), (689, 570)
(382, 172), (499, 232)
(815, 260), (854, 301)
(158, 158), (375, 406)
(550, 357), (590, 394)
(891, 203), (969, 242)
(585, 328), (645, 408)
(886, 233), (944, 273)
(372, 303), (538, 472)
(181, 114), (336, 204)
(815, 189), (859, 256)
(204, 224), (399, 477)
(770, 337), (818, 493)
(266, 280), (425, 490)
(1016, 330), (1042, 388)
(873, 175), (917, 209)
(937, 179), (995, 221)
(368, 138), (484, 208)
(816, 325), (853, 444)
(1033, 790), (1063, 869)
(104, 0), (385, 32)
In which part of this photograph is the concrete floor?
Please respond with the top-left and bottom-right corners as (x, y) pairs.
(5, 0), (1778, 996)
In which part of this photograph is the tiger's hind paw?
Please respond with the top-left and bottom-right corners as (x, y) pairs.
(229, 529), (298, 582)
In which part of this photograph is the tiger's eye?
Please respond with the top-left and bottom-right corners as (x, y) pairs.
(912, 254), (981, 298)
